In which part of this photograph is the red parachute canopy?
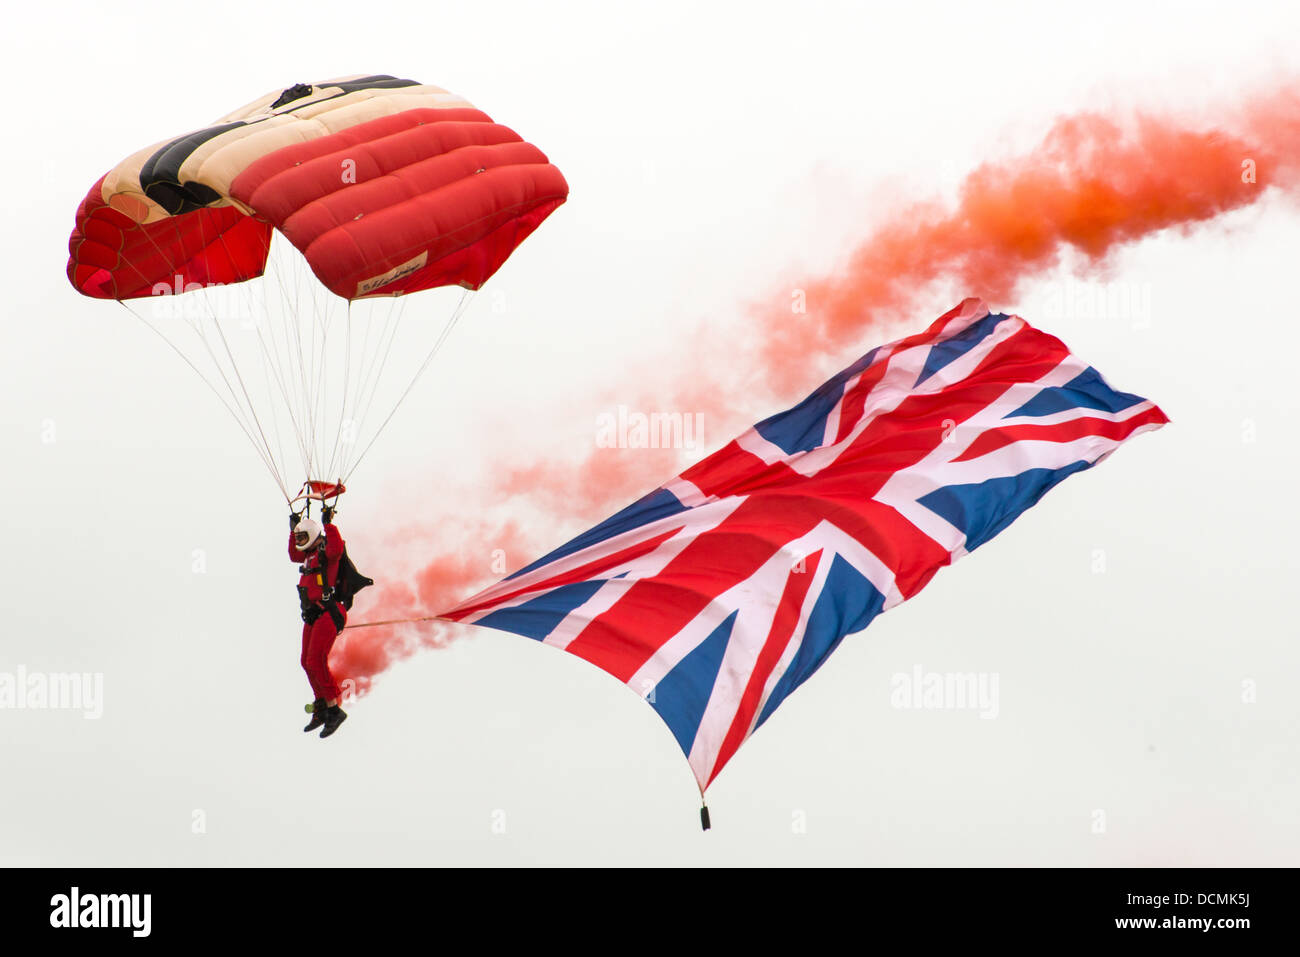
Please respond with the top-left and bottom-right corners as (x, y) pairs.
(67, 75), (568, 302)
(65, 76), (568, 501)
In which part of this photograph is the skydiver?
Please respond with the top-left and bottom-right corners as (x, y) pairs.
(291, 507), (349, 738)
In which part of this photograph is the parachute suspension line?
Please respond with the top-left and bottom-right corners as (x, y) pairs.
(289, 239), (336, 484)
(346, 291), (407, 464)
(168, 213), (268, 462)
(102, 196), (475, 501)
(305, 245), (344, 486)
(311, 275), (341, 484)
(214, 224), (295, 487)
(117, 300), (291, 502)
(246, 285), (295, 485)
(322, 300), (356, 485)
(244, 273), (293, 488)
(302, 249), (323, 479)
(116, 298), (252, 454)
(338, 302), (358, 486)
(343, 288), (474, 483)
(324, 301), (353, 484)
(344, 289), (383, 449)
(114, 200), (292, 501)
(286, 244), (321, 481)
(187, 211), (287, 498)
(309, 252), (338, 482)
(253, 238), (298, 487)
(184, 311), (272, 473)
(301, 245), (324, 482)
(264, 236), (322, 482)
(333, 292), (386, 479)
(250, 254), (301, 483)
(280, 243), (318, 478)
(263, 237), (310, 476)
(119, 197), (269, 462)
(342, 291), (409, 478)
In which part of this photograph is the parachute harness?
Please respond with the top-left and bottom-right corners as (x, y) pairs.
(296, 487), (348, 632)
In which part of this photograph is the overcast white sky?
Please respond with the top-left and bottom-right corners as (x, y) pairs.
(2, 0), (1298, 865)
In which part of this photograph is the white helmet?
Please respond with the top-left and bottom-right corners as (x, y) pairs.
(294, 517), (322, 549)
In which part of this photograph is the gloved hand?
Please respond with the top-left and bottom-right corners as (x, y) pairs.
(289, 510), (301, 530)
(322, 506), (335, 524)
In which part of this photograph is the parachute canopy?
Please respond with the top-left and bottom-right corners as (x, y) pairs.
(65, 75), (568, 500)
(68, 74), (568, 302)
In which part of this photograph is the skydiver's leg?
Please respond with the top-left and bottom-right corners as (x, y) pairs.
(302, 621), (328, 732)
(308, 609), (349, 737)
(301, 621), (318, 695)
(304, 615), (342, 703)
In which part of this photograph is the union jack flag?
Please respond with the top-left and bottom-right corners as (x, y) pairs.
(444, 299), (1168, 790)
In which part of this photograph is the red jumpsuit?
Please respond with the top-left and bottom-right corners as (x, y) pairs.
(290, 523), (346, 702)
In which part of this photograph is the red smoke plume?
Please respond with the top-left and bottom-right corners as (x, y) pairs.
(331, 89), (1300, 694)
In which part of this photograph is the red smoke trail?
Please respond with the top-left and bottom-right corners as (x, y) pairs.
(759, 96), (1300, 393)
(331, 88), (1300, 694)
